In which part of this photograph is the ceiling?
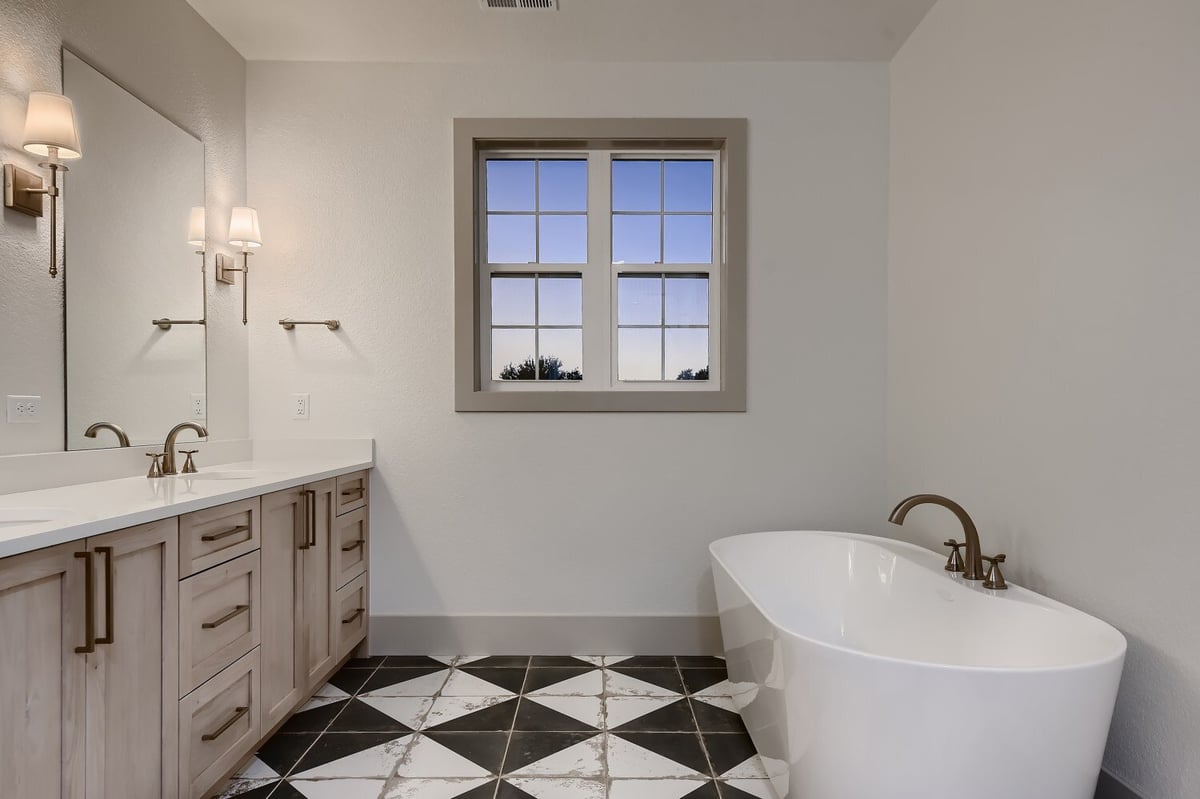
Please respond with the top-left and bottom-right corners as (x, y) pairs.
(185, 0), (938, 63)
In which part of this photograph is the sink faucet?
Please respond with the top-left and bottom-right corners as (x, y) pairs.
(888, 494), (986, 581)
(84, 421), (131, 447)
(161, 422), (208, 475)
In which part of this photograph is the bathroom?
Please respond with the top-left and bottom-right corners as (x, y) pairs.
(0, 0), (1195, 797)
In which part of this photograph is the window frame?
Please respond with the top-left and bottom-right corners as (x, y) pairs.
(455, 118), (747, 412)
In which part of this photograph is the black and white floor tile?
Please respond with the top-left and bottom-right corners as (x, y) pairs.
(218, 655), (774, 799)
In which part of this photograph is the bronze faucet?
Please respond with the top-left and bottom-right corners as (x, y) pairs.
(889, 494), (987, 582)
(161, 422), (208, 475)
(84, 421), (131, 447)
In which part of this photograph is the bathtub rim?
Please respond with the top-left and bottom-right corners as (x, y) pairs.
(710, 529), (1128, 674)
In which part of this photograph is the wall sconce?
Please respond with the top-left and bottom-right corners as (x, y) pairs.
(153, 207), (210, 331)
(2, 92), (83, 278)
(218, 206), (261, 325)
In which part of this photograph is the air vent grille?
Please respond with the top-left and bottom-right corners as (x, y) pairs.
(480, 0), (558, 9)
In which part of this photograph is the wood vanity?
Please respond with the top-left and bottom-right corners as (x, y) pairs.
(0, 468), (371, 799)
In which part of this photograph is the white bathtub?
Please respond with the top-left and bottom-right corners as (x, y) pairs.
(709, 530), (1126, 799)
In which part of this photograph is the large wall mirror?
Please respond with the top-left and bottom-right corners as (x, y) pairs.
(63, 50), (207, 450)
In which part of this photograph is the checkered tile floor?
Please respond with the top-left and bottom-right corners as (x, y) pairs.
(218, 655), (773, 799)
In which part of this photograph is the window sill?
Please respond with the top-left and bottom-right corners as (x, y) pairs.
(455, 388), (745, 413)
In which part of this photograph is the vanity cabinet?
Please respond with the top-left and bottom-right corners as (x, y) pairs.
(0, 467), (371, 799)
(0, 518), (178, 799)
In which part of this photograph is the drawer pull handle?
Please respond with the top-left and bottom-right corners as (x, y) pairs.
(201, 524), (250, 543)
(201, 706), (249, 741)
(342, 607), (365, 625)
(96, 546), (115, 646)
(341, 538), (365, 552)
(202, 604), (250, 630)
(340, 487), (364, 498)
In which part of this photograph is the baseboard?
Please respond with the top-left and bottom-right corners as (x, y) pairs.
(369, 614), (723, 655)
(1095, 771), (1144, 799)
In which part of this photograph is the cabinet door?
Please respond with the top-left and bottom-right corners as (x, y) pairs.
(84, 518), (180, 799)
(0, 542), (87, 799)
(259, 487), (305, 732)
(301, 478), (336, 689)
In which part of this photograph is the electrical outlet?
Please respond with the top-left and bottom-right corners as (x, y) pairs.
(191, 393), (207, 420)
(6, 395), (42, 423)
(292, 393), (310, 420)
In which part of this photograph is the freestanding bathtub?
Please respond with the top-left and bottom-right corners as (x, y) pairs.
(710, 531), (1126, 799)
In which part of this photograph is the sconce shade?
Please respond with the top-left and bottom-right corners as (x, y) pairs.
(228, 206), (262, 249)
(187, 207), (206, 247)
(22, 92), (82, 160)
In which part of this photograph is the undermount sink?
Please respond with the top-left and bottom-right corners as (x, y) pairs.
(0, 507), (74, 528)
(174, 470), (265, 481)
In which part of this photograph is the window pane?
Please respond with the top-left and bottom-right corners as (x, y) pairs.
(539, 215), (587, 263)
(664, 160), (714, 212)
(619, 327), (663, 381)
(487, 160), (536, 211)
(665, 275), (709, 326)
(539, 160), (587, 212)
(618, 275), (662, 326)
(612, 215), (661, 264)
(491, 275), (535, 325)
(538, 276), (582, 326)
(487, 214), (536, 263)
(538, 328), (583, 380)
(493, 328), (536, 380)
(664, 215), (712, 264)
(666, 328), (709, 381)
(612, 160), (661, 212)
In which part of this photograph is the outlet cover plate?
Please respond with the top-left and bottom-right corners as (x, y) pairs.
(191, 393), (207, 420)
(6, 395), (42, 423)
(292, 393), (310, 420)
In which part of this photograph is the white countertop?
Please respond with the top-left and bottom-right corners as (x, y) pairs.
(0, 452), (373, 559)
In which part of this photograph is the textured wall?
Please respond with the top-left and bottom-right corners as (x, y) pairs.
(889, 1), (1200, 796)
(0, 0), (247, 456)
(246, 60), (890, 619)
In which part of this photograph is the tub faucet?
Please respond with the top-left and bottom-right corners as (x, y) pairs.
(161, 422), (208, 475)
(888, 494), (986, 581)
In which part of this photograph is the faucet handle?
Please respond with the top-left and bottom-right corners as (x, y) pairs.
(180, 450), (199, 474)
(982, 554), (1008, 590)
(146, 452), (165, 479)
(942, 539), (966, 573)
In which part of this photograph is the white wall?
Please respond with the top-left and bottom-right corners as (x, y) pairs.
(0, 0), (248, 457)
(889, 1), (1200, 796)
(246, 61), (889, 619)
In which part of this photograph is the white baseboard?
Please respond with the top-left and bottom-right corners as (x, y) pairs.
(368, 614), (723, 656)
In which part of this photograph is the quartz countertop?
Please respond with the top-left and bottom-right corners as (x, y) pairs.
(0, 449), (373, 559)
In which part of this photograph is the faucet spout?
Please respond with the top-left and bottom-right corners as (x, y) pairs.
(889, 494), (986, 581)
(162, 422), (208, 475)
(84, 421), (131, 447)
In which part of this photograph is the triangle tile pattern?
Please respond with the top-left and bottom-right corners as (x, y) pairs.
(217, 654), (768, 799)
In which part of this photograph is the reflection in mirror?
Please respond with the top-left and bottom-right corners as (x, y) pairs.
(63, 51), (206, 450)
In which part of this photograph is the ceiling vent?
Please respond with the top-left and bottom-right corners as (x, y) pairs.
(480, 0), (558, 9)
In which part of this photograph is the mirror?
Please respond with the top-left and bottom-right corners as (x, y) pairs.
(63, 51), (207, 450)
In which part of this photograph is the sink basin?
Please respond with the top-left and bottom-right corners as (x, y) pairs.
(174, 470), (266, 481)
(0, 507), (74, 528)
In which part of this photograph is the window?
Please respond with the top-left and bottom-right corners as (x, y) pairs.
(455, 119), (746, 412)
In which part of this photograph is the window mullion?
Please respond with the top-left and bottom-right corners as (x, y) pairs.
(585, 150), (611, 389)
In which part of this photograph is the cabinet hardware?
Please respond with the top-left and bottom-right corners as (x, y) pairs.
(201, 706), (249, 741)
(96, 546), (115, 645)
(341, 607), (365, 625)
(299, 490), (317, 550)
(202, 604), (250, 630)
(341, 538), (365, 552)
(341, 487), (364, 498)
(201, 524), (250, 543)
(74, 550), (96, 654)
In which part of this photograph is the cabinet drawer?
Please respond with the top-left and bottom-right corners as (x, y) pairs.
(334, 573), (368, 661)
(334, 471), (368, 516)
(180, 551), (261, 696)
(333, 507), (368, 589)
(179, 647), (260, 799)
(178, 497), (260, 578)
